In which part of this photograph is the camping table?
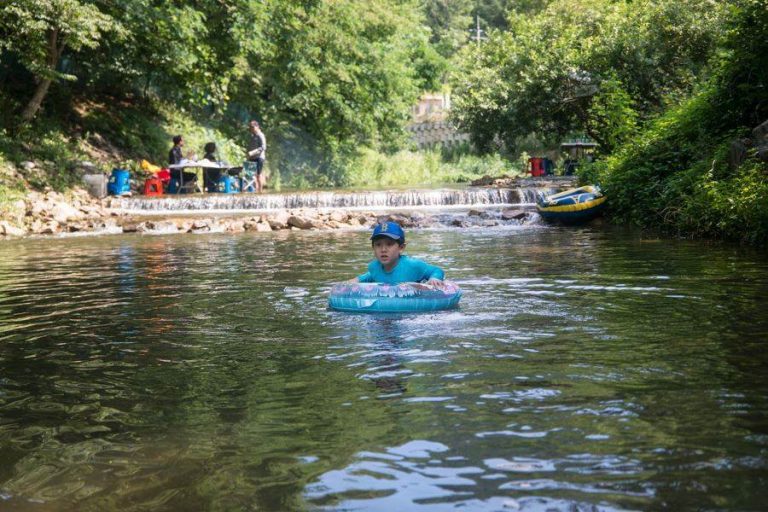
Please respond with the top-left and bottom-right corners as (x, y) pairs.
(168, 160), (235, 193)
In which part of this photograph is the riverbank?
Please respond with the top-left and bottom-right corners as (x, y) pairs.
(0, 186), (536, 240)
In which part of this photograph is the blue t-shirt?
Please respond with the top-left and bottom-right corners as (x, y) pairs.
(358, 255), (445, 284)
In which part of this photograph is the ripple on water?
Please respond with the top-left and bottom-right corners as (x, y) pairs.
(305, 440), (649, 511)
(1, 224), (767, 511)
(480, 389), (562, 402)
(305, 440), (483, 510)
(484, 457), (557, 473)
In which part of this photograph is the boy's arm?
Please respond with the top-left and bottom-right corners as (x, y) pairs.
(423, 262), (445, 281)
(413, 259), (445, 282)
(356, 272), (373, 283)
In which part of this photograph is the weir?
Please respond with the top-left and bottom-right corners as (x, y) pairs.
(114, 187), (548, 213)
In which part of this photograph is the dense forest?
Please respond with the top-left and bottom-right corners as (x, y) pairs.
(0, 0), (766, 242)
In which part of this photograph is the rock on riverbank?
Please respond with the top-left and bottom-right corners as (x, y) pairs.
(0, 187), (122, 238)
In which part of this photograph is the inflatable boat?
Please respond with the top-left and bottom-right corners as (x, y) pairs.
(536, 185), (606, 223)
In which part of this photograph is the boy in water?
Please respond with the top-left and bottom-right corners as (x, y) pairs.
(355, 221), (446, 287)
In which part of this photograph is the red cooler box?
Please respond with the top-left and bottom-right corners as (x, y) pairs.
(529, 157), (545, 177)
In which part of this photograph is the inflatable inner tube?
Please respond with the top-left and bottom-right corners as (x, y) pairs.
(329, 281), (462, 313)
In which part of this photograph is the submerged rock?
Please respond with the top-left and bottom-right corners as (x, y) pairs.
(501, 209), (528, 220)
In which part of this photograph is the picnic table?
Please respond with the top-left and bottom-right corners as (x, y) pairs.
(167, 159), (241, 193)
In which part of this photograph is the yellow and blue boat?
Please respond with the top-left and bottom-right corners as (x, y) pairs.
(536, 185), (607, 223)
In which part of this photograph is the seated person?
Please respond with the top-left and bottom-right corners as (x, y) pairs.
(202, 141), (221, 192)
(563, 158), (578, 176)
(168, 134), (197, 186)
(353, 221), (445, 287)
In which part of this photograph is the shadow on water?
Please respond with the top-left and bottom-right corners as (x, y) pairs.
(0, 225), (766, 510)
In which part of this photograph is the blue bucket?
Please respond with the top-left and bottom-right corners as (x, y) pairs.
(217, 175), (237, 194)
(107, 168), (130, 195)
(167, 178), (181, 194)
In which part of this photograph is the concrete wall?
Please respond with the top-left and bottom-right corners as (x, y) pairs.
(408, 94), (470, 149)
(407, 121), (471, 150)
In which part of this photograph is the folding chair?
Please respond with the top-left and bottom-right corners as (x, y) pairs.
(238, 163), (257, 192)
(240, 171), (257, 193)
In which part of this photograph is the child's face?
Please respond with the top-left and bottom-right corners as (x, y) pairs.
(372, 237), (404, 270)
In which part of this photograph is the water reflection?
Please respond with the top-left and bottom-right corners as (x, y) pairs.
(0, 227), (766, 511)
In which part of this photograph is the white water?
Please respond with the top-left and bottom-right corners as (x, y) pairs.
(113, 187), (549, 214)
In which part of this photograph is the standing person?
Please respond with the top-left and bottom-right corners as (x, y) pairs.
(245, 120), (267, 193)
(168, 135), (196, 189)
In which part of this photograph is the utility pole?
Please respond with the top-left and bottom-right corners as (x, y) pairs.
(469, 14), (486, 45)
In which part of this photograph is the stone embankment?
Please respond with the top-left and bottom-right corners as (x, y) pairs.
(0, 187), (535, 240)
(471, 174), (578, 188)
(0, 188), (120, 238)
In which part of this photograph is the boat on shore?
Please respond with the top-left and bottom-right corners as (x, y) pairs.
(536, 185), (606, 223)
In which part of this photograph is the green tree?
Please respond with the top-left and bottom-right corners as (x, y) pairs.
(76, 0), (266, 111)
(423, 0), (473, 57)
(241, 0), (425, 185)
(450, 0), (725, 152)
(473, 0), (550, 31)
(0, 0), (118, 123)
(0, 0), (454, 186)
(593, 0), (768, 243)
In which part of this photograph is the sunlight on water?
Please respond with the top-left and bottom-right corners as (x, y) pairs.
(0, 224), (766, 511)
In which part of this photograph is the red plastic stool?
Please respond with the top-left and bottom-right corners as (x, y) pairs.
(143, 177), (164, 196)
(156, 168), (171, 186)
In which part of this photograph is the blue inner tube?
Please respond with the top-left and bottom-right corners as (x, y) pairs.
(329, 282), (462, 313)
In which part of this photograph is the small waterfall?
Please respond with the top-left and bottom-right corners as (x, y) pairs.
(519, 187), (546, 205)
(115, 188), (536, 212)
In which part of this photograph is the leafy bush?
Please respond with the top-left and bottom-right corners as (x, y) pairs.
(683, 159), (768, 244)
(588, 0), (768, 245)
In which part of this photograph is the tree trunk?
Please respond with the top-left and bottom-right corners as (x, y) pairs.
(20, 28), (64, 123)
(20, 78), (53, 123)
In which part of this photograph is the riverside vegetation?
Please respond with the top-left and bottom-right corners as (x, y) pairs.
(1, 0), (766, 243)
(451, 0), (768, 245)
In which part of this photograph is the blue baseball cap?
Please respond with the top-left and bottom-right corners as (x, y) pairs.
(370, 221), (405, 243)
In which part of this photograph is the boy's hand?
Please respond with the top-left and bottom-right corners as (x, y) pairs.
(426, 278), (446, 290)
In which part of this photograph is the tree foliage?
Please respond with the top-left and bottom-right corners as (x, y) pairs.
(0, 0), (431, 185)
(423, 0), (473, 57)
(587, 0), (768, 244)
(0, 0), (119, 121)
(0, 0), (764, 205)
(450, 0), (726, 153)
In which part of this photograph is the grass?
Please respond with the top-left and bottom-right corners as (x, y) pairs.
(340, 147), (524, 189)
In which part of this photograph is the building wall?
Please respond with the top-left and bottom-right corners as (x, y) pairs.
(408, 94), (470, 149)
(407, 121), (471, 149)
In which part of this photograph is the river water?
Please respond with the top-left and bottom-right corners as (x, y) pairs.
(0, 224), (766, 511)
